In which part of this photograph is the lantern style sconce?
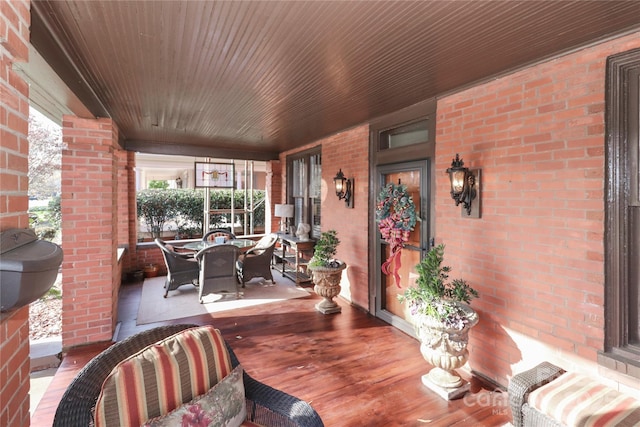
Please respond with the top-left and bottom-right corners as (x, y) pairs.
(175, 176), (182, 188)
(446, 154), (481, 218)
(333, 169), (354, 208)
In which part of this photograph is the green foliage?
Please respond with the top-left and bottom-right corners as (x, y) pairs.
(28, 196), (62, 241)
(48, 196), (61, 229)
(173, 190), (205, 236)
(45, 286), (62, 299)
(148, 180), (169, 190)
(399, 244), (478, 325)
(136, 189), (266, 238)
(208, 190), (266, 229)
(309, 230), (341, 268)
(136, 190), (178, 238)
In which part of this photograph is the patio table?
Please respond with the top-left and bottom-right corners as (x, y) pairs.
(182, 238), (256, 253)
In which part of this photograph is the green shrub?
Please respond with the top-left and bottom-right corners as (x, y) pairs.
(48, 196), (61, 229)
(136, 189), (265, 238)
(27, 196), (61, 241)
(136, 190), (178, 238)
(173, 189), (204, 237)
(148, 180), (169, 189)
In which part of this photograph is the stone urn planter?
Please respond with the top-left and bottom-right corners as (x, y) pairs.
(412, 301), (479, 399)
(398, 244), (479, 400)
(307, 229), (345, 314)
(308, 262), (346, 314)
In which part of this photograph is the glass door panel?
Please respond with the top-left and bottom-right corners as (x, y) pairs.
(381, 170), (422, 319)
(375, 161), (430, 334)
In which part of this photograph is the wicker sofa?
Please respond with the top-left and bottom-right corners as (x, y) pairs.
(509, 361), (640, 427)
(53, 324), (324, 427)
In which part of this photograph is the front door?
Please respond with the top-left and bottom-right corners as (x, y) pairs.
(375, 160), (431, 335)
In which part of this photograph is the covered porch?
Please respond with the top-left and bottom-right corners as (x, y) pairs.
(3, 1), (640, 426)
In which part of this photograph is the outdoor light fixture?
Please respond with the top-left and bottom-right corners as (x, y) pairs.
(175, 176), (182, 188)
(274, 203), (294, 233)
(333, 169), (354, 208)
(446, 154), (480, 217)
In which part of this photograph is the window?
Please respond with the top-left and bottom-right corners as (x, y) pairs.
(287, 147), (321, 238)
(379, 119), (430, 150)
(601, 48), (640, 378)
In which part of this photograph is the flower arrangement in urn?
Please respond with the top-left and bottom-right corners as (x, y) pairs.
(308, 230), (346, 314)
(399, 243), (479, 399)
(399, 243), (478, 329)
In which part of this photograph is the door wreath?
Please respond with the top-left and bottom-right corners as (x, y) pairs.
(376, 182), (419, 288)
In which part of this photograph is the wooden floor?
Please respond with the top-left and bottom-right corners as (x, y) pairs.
(32, 276), (512, 427)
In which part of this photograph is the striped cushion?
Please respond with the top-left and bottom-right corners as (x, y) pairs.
(528, 372), (640, 427)
(94, 326), (233, 427)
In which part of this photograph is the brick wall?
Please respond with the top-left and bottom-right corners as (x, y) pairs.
(0, 0), (32, 425)
(136, 243), (166, 274)
(116, 149), (129, 248)
(280, 125), (370, 308)
(126, 151), (138, 270)
(61, 116), (120, 348)
(265, 160), (283, 233)
(436, 31), (640, 389)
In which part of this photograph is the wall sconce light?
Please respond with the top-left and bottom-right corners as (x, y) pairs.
(175, 176), (182, 188)
(446, 154), (481, 218)
(333, 169), (354, 208)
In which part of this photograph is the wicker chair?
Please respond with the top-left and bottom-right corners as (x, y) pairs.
(202, 228), (237, 242)
(53, 324), (324, 427)
(508, 361), (565, 427)
(195, 243), (240, 303)
(155, 238), (199, 297)
(237, 233), (278, 287)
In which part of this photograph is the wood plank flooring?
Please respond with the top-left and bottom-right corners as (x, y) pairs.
(32, 278), (512, 427)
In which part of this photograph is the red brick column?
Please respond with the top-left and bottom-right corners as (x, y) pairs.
(266, 160), (283, 233)
(116, 149), (137, 273)
(116, 149), (129, 248)
(0, 1), (32, 425)
(0, 0), (32, 425)
(126, 151), (138, 269)
(60, 116), (119, 348)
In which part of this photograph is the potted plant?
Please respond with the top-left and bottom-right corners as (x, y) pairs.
(143, 263), (159, 278)
(399, 243), (479, 399)
(308, 230), (346, 314)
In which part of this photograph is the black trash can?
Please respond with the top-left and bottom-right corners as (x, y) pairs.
(0, 228), (63, 312)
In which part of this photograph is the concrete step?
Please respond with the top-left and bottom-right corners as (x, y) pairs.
(30, 336), (62, 372)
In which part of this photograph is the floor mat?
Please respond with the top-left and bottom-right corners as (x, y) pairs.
(136, 274), (310, 325)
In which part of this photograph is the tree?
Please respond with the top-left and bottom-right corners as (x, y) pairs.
(28, 109), (64, 199)
(148, 180), (169, 190)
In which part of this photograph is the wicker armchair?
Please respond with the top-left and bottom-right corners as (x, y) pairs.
(508, 362), (565, 427)
(53, 324), (324, 427)
(195, 243), (241, 302)
(237, 233), (278, 286)
(155, 238), (199, 297)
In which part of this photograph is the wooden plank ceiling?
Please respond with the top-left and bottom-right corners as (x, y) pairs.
(30, 1), (640, 160)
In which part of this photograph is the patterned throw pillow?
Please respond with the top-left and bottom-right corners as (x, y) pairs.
(94, 325), (233, 427)
(141, 364), (247, 427)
